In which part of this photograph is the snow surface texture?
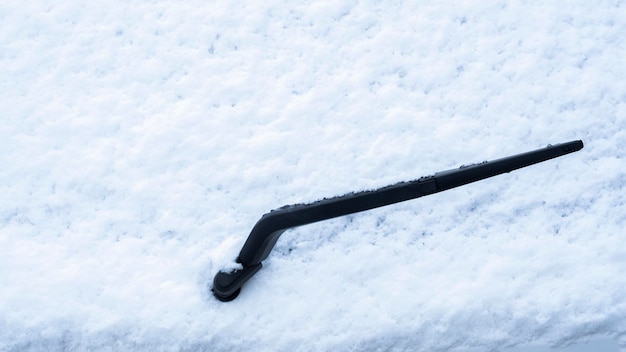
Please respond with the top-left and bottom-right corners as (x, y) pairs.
(1, 0), (625, 351)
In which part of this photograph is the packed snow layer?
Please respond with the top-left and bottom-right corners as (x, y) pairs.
(1, 0), (625, 351)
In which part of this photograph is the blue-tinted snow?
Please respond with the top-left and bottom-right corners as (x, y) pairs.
(1, 1), (625, 351)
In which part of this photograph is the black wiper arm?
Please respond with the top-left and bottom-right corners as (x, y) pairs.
(212, 140), (584, 301)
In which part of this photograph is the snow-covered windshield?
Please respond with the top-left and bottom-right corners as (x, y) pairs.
(1, 1), (624, 351)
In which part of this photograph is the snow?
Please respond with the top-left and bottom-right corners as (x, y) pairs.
(1, 0), (625, 351)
